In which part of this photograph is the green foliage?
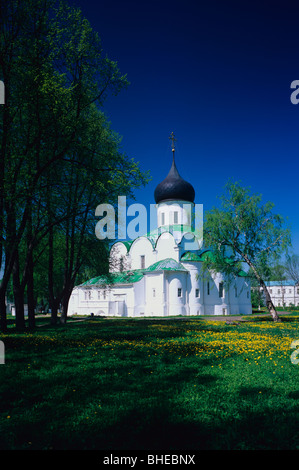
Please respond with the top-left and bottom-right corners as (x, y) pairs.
(250, 288), (265, 309)
(203, 181), (291, 280)
(285, 254), (299, 283)
(0, 0), (150, 328)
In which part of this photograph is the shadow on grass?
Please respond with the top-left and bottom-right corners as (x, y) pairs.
(0, 350), (221, 450)
(48, 395), (299, 450)
(288, 390), (299, 400)
(238, 386), (273, 397)
(3, 319), (299, 450)
(43, 368), (221, 451)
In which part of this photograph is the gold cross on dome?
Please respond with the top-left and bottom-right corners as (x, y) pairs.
(169, 132), (176, 152)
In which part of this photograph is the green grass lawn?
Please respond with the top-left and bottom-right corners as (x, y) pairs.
(1, 315), (299, 450)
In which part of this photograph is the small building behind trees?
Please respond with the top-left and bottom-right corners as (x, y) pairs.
(263, 280), (299, 308)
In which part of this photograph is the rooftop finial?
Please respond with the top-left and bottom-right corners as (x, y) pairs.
(169, 131), (176, 157)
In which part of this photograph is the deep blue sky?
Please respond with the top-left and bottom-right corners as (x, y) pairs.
(71, 0), (299, 255)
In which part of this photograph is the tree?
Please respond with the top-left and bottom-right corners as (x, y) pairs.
(0, 0), (149, 330)
(285, 254), (299, 284)
(202, 181), (291, 322)
(270, 263), (287, 281)
(250, 285), (265, 310)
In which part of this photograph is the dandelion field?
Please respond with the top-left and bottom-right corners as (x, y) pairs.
(1, 315), (299, 450)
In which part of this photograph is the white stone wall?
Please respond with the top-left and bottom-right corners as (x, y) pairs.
(227, 277), (252, 315)
(133, 277), (146, 316)
(144, 272), (166, 316)
(265, 284), (299, 307)
(155, 232), (179, 263)
(68, 264), (252, 317)
(129, 237), (157, 270)
(182, 261), (204, 315)
(156, 200), (194, 227)
(166, 271), (188, 316)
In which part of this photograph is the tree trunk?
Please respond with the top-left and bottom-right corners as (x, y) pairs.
(60, 308), (67, 325)
(48, 224), (60, 326)
(50, 299), (59, 326)
(260, 280), (281, 322)
(60, 291), (70, 325)
(0, 288), (7, 332)
(26, 206), (35, 329)
(13, 254), (26, 331)
(27, 255), (35, 329)
(241, 252), (280, 322)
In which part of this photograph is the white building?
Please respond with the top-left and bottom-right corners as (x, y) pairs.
(68, 142), (252, 317)
(264, 281), (299, 308)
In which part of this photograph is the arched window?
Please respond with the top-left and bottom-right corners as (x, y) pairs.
(219, 282), (224, 298)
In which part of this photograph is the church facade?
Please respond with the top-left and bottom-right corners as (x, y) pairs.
(68, 139), (252, 318)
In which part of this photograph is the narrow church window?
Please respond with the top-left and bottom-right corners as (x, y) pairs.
(174, 211), (178, 224)
(98, 291), (101, 300)
(207, 282), (210, 295)
(84, 291), (88, 300)
(186, 210), (191, 225)
(178, 288), (182, 297)
(219, 282), (224, 298)
(119, 256), (124, 272)
(103, 290), (106, 300)
(140, 255), (145, 269)
(161, 213), (165, 225)
(195, 288), (199, 298)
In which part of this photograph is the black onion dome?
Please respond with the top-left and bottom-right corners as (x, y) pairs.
(154, 156), (195, 204)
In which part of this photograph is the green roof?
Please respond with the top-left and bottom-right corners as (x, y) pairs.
(238, 270), (248, 277)
(78, 258), (188, 287)
(198, 250), (216, 262)
(144, 258), (188, 273)
(121, 240), (134, 250)
(265, 280), (298, 286)
(181, 251), (202, 262)
(79, 269), (144, 287)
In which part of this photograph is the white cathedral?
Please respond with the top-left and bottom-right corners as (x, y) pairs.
(68, 137), (252, 318)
